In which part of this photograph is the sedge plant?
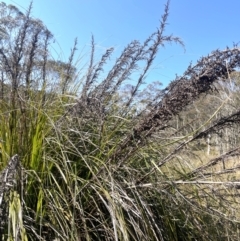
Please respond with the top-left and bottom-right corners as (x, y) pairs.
(1, 1), (240, 241)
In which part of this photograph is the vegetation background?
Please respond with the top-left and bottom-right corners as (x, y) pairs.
(0, 1), (240, 241)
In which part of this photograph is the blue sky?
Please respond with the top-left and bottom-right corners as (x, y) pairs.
(2, 0), (240, 87)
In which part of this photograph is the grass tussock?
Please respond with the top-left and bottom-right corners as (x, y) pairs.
(0, 1), (240, 240)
